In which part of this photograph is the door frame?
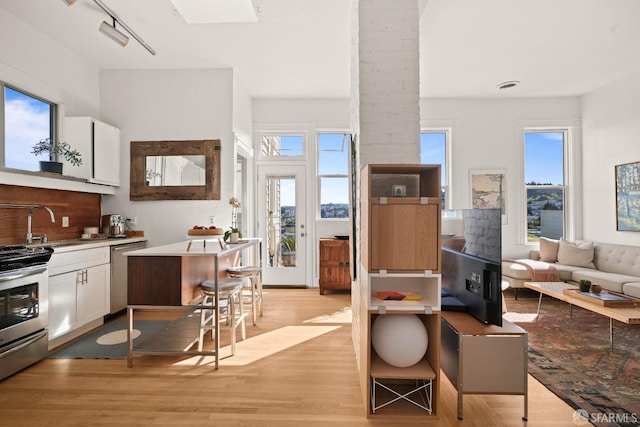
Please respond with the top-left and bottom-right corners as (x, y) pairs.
(257, 164), (308, 286)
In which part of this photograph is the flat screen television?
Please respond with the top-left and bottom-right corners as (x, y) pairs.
(441, 209), (502, 326)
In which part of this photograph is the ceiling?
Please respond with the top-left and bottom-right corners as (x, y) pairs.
(2, 0), (640, 99)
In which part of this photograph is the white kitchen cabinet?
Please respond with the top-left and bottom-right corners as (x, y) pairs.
(48, 271), (77, 339)
(77, 263), (110, 325)
(48, 247), (111, 341)
(63, 117), (120, 186)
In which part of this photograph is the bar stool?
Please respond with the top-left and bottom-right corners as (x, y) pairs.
(227, 266), (263, 325)
(197, 277), (247, 355)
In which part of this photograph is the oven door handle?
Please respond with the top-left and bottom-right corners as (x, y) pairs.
(0, 265), (47, 282)
(0, 329), (48, 359)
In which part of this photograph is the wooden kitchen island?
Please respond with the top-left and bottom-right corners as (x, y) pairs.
(125, 238), (261, 369)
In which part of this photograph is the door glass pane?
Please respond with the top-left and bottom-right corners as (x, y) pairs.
(265, 175), (296, 268)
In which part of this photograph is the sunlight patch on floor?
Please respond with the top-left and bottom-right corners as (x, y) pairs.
(303, 306), (352, 324)
(173, 325), (341, 367)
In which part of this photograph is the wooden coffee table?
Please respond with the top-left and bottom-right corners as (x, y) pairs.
(524, 281), (640, 350)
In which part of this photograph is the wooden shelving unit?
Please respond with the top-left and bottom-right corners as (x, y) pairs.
(356, 164), (442, 419)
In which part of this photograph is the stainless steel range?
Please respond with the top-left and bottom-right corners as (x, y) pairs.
(0, 245), (53, 381)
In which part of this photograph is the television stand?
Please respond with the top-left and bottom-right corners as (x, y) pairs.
(440, 311), (528, 420)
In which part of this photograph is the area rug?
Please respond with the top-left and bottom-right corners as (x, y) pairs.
(48, 320), (169, 359)
(505, 289), (640, 427)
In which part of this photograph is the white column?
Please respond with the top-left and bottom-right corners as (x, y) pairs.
(351, 0), (421, 167)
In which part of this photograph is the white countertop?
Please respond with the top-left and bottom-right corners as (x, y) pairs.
(125, 237), (261, 257)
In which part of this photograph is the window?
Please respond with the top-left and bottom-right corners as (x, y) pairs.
(524, 130), (566, 243)
(420, 131), (448, 208)
(259, 134), (304, 157)
(2, 84), (56, 171)
(318, 132), (349, 219)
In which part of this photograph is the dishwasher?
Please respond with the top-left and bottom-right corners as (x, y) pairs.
(110, 241), (147, 315)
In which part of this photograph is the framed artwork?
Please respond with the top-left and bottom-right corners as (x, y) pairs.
(392, 184), (406, 197)
(470, 169), (507, 223)
(615, 161), (640, 231)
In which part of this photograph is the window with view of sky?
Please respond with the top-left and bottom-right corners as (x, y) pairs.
(3, 86), (54, 171)
(318, 132), (349, 219)
(525, 131), (565, 242)
(420, 131), (447, 207)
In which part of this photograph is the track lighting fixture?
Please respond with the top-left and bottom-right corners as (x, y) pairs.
(99, 18), (129, 47)
(93, 0), (156, 55)
(61, 0), (77, 6)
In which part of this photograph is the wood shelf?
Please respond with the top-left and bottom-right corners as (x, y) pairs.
(367, 271), (441, 313)
(356, 164), (442, 419)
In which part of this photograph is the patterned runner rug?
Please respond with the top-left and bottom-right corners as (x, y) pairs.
(505, 289), (640, 427)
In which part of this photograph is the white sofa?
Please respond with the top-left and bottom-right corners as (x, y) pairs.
(502, 238), (640, 299)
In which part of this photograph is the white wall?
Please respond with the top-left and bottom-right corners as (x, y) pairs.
(581, 72), (640, 246)
(424, 97), (582, 258)
(254, 98), (351, 284)
(253, 98), (351, 245)
(99, 68), (237, 246)
(233, 75), (253, 146)
(254, 97), (582, 267)
(0, 7), (99, 123)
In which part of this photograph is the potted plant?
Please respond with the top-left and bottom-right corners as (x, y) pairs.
(31, 138), (82, 174)
(281, 235), (296, 266)
(224, 227), (242, 243)
(578, 279), (592, 292)
(224, 197), (242, 243)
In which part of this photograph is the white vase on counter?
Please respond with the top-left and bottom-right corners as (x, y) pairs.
(230, 232), (239, 243)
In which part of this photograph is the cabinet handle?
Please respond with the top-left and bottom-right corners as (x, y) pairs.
(76, 271), (83, 286)
(339, 262), (344, 266)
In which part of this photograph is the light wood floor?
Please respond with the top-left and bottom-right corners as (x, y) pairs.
(1, 288), (577, 426)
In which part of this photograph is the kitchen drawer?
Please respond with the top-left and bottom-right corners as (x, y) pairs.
(48, 246), (110, 276)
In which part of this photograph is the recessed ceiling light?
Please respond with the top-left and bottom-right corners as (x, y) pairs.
(497, 81), (520, 90)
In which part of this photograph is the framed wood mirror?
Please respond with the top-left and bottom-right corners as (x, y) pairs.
(130, 139), (221, 200)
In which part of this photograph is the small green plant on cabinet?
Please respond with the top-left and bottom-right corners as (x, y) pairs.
(578, 279), (592, 292)
(31, 138), (82, 166)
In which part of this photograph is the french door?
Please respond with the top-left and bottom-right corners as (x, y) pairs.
(257, 165), (307, 285)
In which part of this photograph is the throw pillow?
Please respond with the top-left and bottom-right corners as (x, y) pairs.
(557, 238), (596, 268)
(539, 237), (559, 262)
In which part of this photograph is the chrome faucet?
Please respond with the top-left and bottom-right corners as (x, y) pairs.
(26, 205), (55, 244)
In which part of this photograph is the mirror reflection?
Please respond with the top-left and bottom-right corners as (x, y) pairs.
(146, 155), (206, 186)
(130, 139), (221, 201)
